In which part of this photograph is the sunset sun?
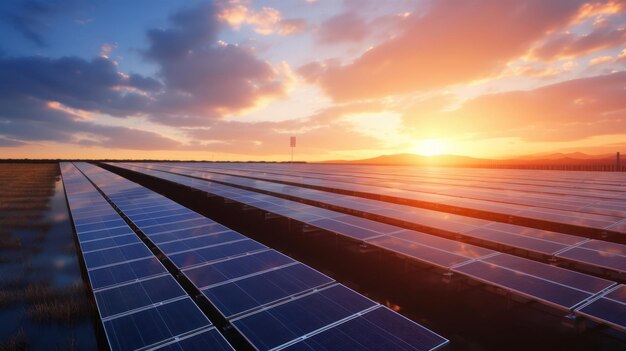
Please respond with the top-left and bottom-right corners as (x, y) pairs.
(413, 139), (448, 156)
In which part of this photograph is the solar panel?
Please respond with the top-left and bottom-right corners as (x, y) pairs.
(156, 162), (626, 230)
(60, 163), (220, 351)
(118, 162), (626, 277)
(103, 297), (211, 351)
(453, 254), (615, 310)
(231, 284), (377, 350)
(183, 250), (296, 289)
(203, 263), (333, 318)
(282, 306), (448, 351)
(76, 162), (448, 350)
(575, 284), (626, 331)
(152, 328), (234, 351)
(95, 274), (186, 318)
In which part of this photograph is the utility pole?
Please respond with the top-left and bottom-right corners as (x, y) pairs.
(617, 151), (621, 172)
(290, 136), (296, 163)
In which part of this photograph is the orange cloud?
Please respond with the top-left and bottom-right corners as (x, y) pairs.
(218, 1), (305, 36)
(532, 26), (626, 61)
(300, 0), (590, 102)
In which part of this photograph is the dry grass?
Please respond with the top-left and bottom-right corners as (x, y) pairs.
(27, 298), (93, 323)
(0, 328), (29, 351)
(23, 283), (95, 323)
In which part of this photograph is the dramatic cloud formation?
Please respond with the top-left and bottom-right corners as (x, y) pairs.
(533, 25), (626, 60)
(0, 1), (293, 150)
(300, 0), (601, 101)
(0, 0), (625, 159)
(143, 2), (291, 123)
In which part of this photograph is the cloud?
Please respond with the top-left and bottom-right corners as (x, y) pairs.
(403, 71), (626, 141)
(218, 1), (306, 36)
(0, 97), (181, 150)
(0, 55), (155, 118)
(300, 0), (593, 102)
(184, 102), (386, 154)
(0, 0), (294, 154)
(317, 12), (368, 44)
(533, 25), (626, 60)
(0, 137), (25, 147)
(1, 0), (74, 47)
(144, 1), (291, 123)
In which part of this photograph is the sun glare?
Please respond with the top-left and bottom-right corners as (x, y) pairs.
(413, 139), (447, 156)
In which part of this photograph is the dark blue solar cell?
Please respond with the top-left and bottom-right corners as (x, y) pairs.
(142, 218), (215, 235)
(124, 204), (182, 217)
(75, 219), (128, 233)
(481, 254), (613, 294)
(74, 213), (122, 226)
(132, 212), (203, 227)
(284, 306), (448, 351)
(149, 224), (231, 243)
(558, 247), (626, 273)
(80, 235), (141, 252)
(208, 250), (293, 281)
(88, 258), (166, 290)
(83, 242), (152, 269)
(184, 249), (295, 289)
(453, 260), (591, 309)
(203, 263), (333, 317)
(103, 298), (211, 351)
(232, 284), (376, 350)
(159, 231), (243, 254)
(367, 236), (471, 269)
(95, 275), (185, 318)
(78, 226), (134, 242)
(153, 328), (233, 351)
(577, 296), (626, 330)
(169, 239), (265, 268)
(309, 218), (388, 240)
(126, 208), (190, 221)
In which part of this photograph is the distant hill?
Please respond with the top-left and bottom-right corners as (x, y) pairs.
(514, 152), (612, 161)
(323, 153), (488, 166)
(322, 152), (620, 168)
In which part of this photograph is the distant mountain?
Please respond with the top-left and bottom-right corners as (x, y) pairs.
(322, 152), (618, 167)
(513, 152), (612, 160)
(323, 153), (490, 166)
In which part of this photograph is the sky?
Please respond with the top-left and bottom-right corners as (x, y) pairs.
(0, 0), (625, 161)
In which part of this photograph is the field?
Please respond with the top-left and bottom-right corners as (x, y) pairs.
(0, 164), (98, 350)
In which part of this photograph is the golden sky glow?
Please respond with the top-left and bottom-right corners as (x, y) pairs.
(1, 0), (625, 161)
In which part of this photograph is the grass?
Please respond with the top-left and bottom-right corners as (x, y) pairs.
(0, 328), (29, 351)
(23, 283), (95, 323)
(27, 298), (93, 323)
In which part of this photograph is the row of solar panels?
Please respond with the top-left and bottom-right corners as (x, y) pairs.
(173, 162), (626, 217)
(119, 163), (626, 280)
(108, 162), (626, 333)
(152, 162), (626, 235)
(62, 162), (449, 351)
(336, 164), (626, 189)
(266, 163), (626, 195)
(61, 163), (233, 351)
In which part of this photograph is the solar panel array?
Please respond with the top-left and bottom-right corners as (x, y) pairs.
(71, 162), (449, 351)
(117, 163), (626, 278)
(150, 162), (626, 234)
(108, 162), (626, 332)
(60, 163), (233, 351)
